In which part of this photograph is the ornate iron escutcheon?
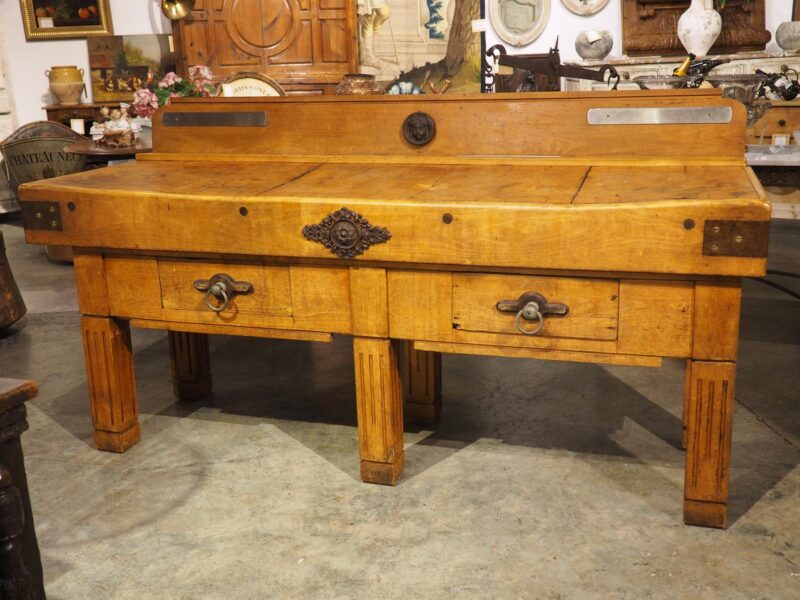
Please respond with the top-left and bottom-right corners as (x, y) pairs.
(302, 207), (391, 259)
(402, 112), (436, 146)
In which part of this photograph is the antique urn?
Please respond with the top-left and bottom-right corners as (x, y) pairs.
(46, 66), (85, 106)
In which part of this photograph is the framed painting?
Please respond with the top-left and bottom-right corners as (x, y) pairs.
(88, 35), (176, 103)
(19, 0), (113, 41)
(357, 0), (483, 93)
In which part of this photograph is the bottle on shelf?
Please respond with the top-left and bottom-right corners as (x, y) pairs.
(673, 54), (697, 77)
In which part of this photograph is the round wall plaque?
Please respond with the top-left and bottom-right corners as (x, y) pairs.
(489, 0), (551, 48)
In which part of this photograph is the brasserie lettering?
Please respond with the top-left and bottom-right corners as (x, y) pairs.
(9, 151), (81, 167)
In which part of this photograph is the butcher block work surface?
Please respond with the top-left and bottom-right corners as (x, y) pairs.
(19, 91), (770, 529)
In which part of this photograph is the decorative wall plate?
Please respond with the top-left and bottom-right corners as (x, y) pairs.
(489, 0), (551, 48)
(560, 0), (609, 17)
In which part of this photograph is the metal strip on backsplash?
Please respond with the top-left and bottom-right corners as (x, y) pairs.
(587, 107), (733, 125)
(162, 111), (268, 127)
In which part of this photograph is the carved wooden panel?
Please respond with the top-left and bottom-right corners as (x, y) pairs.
(622, 0), (770, 56)
(173, 0), (357, 94)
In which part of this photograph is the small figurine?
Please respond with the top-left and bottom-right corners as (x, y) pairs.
(100, 107), (134, 147)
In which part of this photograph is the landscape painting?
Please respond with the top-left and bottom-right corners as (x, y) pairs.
(88, 35), (176, 103)
(356, 0), (482, 93)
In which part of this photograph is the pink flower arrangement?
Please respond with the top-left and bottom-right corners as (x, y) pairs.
(132, 89), (159, 119)
(158, 72), (183, 88)
(132, 65), (217, 118)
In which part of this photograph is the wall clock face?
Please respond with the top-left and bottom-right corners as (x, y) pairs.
(489, 0), (551, 48)
(221, 72), (286, 97)
(560, 0), (609, 17)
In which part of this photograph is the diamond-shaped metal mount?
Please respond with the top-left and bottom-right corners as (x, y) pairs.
(302, 207), (391, 259)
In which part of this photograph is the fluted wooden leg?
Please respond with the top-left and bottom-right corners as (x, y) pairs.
(403, 343), (441, 424)
(682, 359), (692, 450)
(683, 360), (735, 528)
(81, 316), (140, 452)
(354, 337), (404, 485)
(168, 331), (212, 400)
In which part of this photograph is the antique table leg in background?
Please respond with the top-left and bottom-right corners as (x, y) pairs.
(683, 281), (741, 528)
(168, 332), (212, 400)
(403, 344), (442, 424)
(353, 337), (405, 485)
(0, 378), (46, 600)
(81, 317), (140, 452)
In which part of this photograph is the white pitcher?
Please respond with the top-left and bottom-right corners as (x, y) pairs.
(677, 0), (722, 57)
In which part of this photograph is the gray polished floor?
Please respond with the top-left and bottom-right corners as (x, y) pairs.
(1, 217), (798, 599)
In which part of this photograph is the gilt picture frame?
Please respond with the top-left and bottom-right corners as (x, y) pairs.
(19, 0), (113, 41)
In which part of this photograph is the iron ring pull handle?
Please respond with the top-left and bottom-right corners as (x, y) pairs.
(193, 273), (253, 313)
(496, 292), (569, 336)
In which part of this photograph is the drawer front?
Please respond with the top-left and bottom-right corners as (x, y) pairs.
(159, 259), (292, 317)
(452, 274), (618, 341)
(104, 256), (352, 333)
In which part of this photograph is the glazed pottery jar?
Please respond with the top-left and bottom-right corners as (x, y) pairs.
(677, 0), (721, 57)
(46, 66), (85, 106)
(335, 73), (384, 95)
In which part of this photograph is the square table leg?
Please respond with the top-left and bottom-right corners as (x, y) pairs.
(683, 360), (735, 528)
(81, 316), (140, 452)
(403, 343), (442, 424)
(168, 331), (212, 400)
(354, 337), (405, 485)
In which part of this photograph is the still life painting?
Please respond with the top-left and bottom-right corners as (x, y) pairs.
(20, 0), (113, 40)
(87, 35), (177, 103)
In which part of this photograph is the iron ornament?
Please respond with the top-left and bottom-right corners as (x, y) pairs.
(302, 207), (391, 259)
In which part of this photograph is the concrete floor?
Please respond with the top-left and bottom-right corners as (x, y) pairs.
(1, 217), (798, 599)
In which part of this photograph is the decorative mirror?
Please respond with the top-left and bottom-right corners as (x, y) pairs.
(489, 0), (551, 48)
(560, 0), (609, 16)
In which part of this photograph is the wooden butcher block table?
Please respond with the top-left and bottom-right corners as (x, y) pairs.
(19, 91), (770, 528)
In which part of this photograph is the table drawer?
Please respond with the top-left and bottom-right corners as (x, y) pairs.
(452, 274), (618, 341)
(104, 257), (352, 333)
(158, 259), (292, 317)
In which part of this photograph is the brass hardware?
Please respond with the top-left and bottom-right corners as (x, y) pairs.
(702, 220), (769, 258)
(193, 273), (253, 313)
(20, 201), (62, 231)
(496, 292), (569, 336)
(161, 0), (196, 21)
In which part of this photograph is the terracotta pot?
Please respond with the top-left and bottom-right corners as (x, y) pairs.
(335, 73), (384, 95)
(45, 66), (85, 106)
(677, 0), (721, 57)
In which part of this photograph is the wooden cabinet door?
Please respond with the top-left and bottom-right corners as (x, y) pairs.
(173, 0), (356, 89)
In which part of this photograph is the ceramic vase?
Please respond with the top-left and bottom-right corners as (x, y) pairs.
(776, 22), (800, 52)
(334, 73), (384, 95)
(45, 66), (85, 106)
(575, 31), (614, 60)
(677, 0), (722, 57)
